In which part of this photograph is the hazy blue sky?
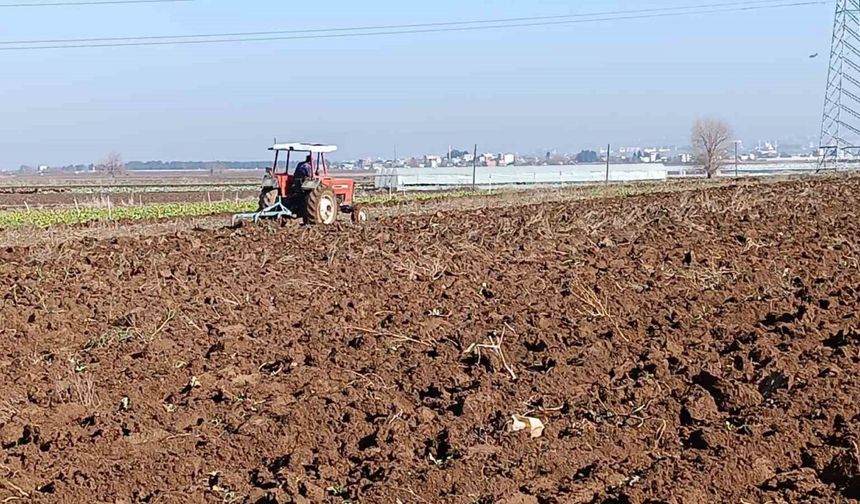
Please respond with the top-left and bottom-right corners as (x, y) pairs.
(0, 0), (832, 167)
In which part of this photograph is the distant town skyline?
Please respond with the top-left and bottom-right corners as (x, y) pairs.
(0, 129), (828, 171)
(12, 135), (823, 174)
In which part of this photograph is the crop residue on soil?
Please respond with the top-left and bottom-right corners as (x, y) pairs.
(1, 177), (859, 503)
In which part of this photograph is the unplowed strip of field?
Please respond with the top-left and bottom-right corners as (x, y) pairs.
(1, 177), (859, 503)
(0, 176), (812, 247)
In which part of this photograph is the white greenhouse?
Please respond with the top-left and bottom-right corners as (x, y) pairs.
(374, 164), (668, 190)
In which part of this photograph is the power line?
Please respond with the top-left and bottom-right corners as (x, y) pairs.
(0, 0), (190, 6)
(0, 1), (827, 51)
(0, 0), (815, 44)
(0, 0), (824, 45)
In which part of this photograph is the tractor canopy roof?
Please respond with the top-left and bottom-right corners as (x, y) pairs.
(271, 142), (337, 153)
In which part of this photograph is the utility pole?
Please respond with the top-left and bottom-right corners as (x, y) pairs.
(605, 143), (611, 183)
(734, 141), (739, 178)
(472, 144), (478, 190)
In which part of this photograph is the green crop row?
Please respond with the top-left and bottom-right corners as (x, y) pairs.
(0, 200), (257, 229)
(357, 189), (485, 206)
(0, 189), (494, 230)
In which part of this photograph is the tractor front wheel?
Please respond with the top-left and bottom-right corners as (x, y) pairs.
(303, 186), (338, 225)
(351, 204), (368, 224)
(258, 188), (278, 211)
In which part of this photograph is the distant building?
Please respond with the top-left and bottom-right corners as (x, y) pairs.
(755, 142), (779, 159)
(424, 155), (442, 168)
(499, 153), (516, 166)
(479, 153), (496, 165)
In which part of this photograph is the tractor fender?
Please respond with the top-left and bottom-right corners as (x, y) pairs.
(301, 179), (321, 191)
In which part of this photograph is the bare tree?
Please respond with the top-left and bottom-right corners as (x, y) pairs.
(691, 118), (733, 179)
(98, 152), (126, 180)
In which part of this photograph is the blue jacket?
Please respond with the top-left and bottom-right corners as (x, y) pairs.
(294, 162), (312, 179)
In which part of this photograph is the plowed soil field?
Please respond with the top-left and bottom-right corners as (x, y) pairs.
(1, 177), (859, 503)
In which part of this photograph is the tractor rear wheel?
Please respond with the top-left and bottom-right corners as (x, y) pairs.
(351, 204), (368, 224)
(303, 185), (338, 225)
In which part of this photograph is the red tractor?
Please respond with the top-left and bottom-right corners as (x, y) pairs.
(233, 142), (367, 226)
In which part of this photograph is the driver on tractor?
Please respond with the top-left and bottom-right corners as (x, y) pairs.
(294, 155), (313, 182)
(283, 154), (314, 210)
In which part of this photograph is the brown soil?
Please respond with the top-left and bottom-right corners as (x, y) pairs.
(0, 177), (798, 248)
(1, 177), (859, 503)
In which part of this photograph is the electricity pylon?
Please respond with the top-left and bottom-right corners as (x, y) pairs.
(820, 0), (860, 169)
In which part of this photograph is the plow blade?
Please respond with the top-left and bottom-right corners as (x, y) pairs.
(231, 202), (297, 226)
